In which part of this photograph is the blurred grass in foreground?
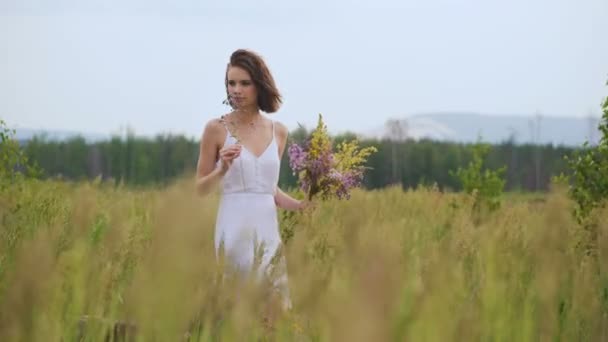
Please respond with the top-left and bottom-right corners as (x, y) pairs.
(0, 177), (607, 341)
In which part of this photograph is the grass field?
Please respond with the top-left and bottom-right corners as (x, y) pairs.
(0, 177), (607, 341)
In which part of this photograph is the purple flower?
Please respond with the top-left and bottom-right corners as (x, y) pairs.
(325, 169), (363, 199)
(288, 143), (366, 200)
(288, 143), (307, 173)
(286, 115), (376, 202)
(308, 153), (331, 179)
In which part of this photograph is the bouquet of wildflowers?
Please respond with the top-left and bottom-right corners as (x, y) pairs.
(288, 114), (377, 201)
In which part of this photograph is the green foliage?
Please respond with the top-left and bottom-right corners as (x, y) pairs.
(18, 123), (577, 192)
(565, 80), (608, 224)
(0, 119), (40, 188)
(450, 141), (506, 211)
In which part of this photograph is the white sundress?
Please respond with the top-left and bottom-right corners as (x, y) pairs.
(214, 119), (291, 309)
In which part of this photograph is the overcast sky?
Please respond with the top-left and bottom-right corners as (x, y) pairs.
(1, 0), (607, 138)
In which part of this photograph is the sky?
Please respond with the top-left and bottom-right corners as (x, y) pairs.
(1, 0), (607, 139)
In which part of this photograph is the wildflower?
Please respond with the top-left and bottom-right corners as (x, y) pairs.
(217, 96), (238, 141)
(288, 114), (377, 201)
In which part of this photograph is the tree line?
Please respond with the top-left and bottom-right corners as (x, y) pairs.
(20, 128), (575, 192)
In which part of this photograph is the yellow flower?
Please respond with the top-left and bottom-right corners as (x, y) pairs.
(334, 140), (378, 172)
(308, 114), (332, 159)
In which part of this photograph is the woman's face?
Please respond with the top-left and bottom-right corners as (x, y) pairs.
(226, 66), (258, 110)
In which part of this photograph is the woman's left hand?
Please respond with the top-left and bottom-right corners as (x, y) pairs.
(298, 199), (316, 211)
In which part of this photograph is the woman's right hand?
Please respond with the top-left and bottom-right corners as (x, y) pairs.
(219, 144), (242, 173)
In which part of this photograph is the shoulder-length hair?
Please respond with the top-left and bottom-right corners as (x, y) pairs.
(225, 49), (282, 113)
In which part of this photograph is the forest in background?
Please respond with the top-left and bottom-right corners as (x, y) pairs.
(20, 126), (573, 192)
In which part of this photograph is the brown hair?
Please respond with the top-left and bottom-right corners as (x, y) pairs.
(225, 49), (282, 113)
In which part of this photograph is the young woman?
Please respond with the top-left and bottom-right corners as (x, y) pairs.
(196, 49), (308, 310)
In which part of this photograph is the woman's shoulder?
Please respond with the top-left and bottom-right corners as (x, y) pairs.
(272, 119), (289, 137)
(201, 115), (229, 138)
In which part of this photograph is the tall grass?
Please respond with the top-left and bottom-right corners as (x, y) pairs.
(0, 178), (606, 341)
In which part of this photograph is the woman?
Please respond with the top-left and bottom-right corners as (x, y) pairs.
(196, 49), (307, 310)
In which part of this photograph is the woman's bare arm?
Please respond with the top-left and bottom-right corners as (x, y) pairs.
(275, 187), (306, 210)
(273, 121), (308, 210)
(195, 119), (241, 196)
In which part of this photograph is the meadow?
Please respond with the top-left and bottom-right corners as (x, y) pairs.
(0, 176), (606, 341)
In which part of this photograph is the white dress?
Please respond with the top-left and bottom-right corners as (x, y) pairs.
(214, 120), (291, 309)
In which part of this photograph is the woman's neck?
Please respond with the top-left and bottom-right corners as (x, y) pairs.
(234, 106), (261, 119)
